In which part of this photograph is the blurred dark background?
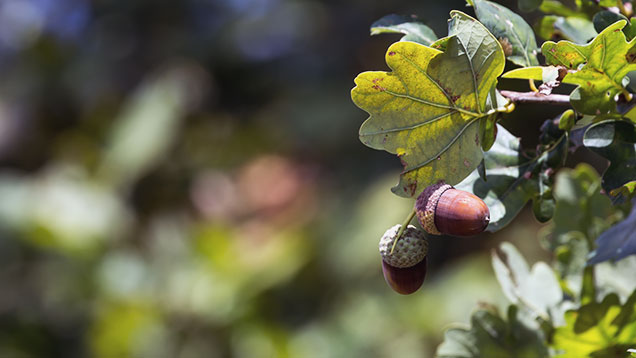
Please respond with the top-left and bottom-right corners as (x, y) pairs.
(0, 0), (581, 357)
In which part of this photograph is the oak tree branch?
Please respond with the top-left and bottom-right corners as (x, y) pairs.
(500, 90), (570, 106)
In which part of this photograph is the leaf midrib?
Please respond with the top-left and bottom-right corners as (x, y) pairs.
(396, 49), (480, 117)
(402, 118), (479, 173)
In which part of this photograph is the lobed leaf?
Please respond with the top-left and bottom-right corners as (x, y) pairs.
(583, 120), (636, 203)
(588, 199), (636, 264)
(542, 20), (636, 115)
(436, 305), (549, 358)
(352, 11), (509, 197)
(492, 242), (562, 319)
(552, 291), (636, 358)
(467, 0), (540, 67)
(544, 164), (615, 293)
(370, 14), (438, 45)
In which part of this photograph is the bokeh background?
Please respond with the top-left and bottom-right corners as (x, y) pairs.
(0, 0), (597, 357)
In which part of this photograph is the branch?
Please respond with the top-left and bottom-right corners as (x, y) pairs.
(500, 90), (570, 106)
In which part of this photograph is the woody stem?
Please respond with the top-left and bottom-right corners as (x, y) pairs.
(499, 90), (570, 106)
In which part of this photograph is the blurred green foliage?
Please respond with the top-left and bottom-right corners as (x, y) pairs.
(0, 0), (628, 357)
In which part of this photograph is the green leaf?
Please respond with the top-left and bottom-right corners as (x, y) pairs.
(540, 0), (581, 17)
(534, 169), (556, 222)
(99, 67), (197, 189)
(537, 16), (597, 43)
(552, 292), (636, 358)
(550, 164), (614, 244)
(370, 14), (438, 46)
(610, 181), (636, 200)
(468, 0), (540, 67)
(352, 11), (509, 197)
(492, 242), (562, 319)
(436, 305), (549, 358)
(583, 120), (636, 203)
(544, 164), (615, 293)
(625, 18), (636, 42)
(542, 20), (636, 115)
(503, 65), (561, 82)
(588, 199), (636, 264)
(593, 11), (629, 33)
(575, 0), (605, 18)
(519, 0), (543, 12)
(479, 114), (498, 151)
(456, 124), (567, 231)
(598, 0), (620, 7)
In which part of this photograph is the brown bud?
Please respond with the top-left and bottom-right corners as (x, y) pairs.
(415, 182), (490, 236)
(382, 257), (427, 295)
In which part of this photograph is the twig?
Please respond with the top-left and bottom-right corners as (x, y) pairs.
(500, 90), (571, 106)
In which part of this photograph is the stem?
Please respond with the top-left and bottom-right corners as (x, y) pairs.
(390, 209), (417, 254)
(621, 87), (633, 102)
(581, 265), (596, 305)
(528, 79), (538, 93)
(499, 90), (571, 106)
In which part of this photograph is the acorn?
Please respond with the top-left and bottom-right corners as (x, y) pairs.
(378, 224), (428, 295)
(415, 182), (490, 236)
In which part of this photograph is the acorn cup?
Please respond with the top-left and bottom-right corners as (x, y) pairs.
(415, 182), (490, 237)
(378, 224), (428, 295)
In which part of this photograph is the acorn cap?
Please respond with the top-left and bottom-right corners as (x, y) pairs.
(415, 182), (490, 236)
(378, 224), (428, 268)
(415, 182), (452, 235)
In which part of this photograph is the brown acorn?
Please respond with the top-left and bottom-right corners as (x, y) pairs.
(415, 182), (490, 236)
(381, 257), (427, 295)
(378, 224), (428, 295)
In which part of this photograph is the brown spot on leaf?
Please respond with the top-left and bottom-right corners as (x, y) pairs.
(498, 37), (513, 56)
(475, 133), (479, 146)
(549, 48), (556, 53)
(372, 78), (383, 84)
(463, 159), (471, 168)
(451, 95), (460, 103)
(372, 85), (386, 92)
(388, 51), (396, 56)
(437, 156), (441, 160)
(398, 154), (407, 169)
(407, 182), (417, 196)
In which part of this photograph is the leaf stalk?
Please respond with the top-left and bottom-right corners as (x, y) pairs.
(391, 209), (417, 254)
